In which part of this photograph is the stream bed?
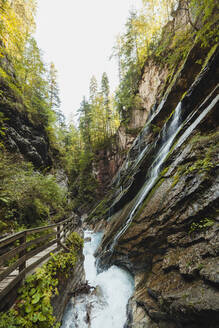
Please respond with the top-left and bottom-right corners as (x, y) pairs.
(61, 231), (134, 328)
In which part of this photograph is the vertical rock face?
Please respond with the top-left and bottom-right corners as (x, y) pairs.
(94, 45), (219, 328)
(92, 59), (168, 194)
(0, 78), (54, 169)
(93, 146), (123, 196)
(139, 61), (169, 116)
(51, 252), (85, 323)
(92, 1), (212, 195)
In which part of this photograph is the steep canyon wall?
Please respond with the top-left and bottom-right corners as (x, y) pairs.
(91, 33), (219, 328)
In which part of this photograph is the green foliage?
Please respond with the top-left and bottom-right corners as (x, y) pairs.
(78, 74), (120, 150)
(61, 72), (120, 211)
(0, 153), (70, 233)
(189, 218), (214, 233)
(66, 231), (84, 253)
(86, 196), (111, 222)
(115, 63), (143, 118)
(185, 158), (214, 173)
(189, 0), (219, 47)
(0, 112), (7, 148)
(72, 150), (98, 209)
(0, 1), (62, 152)
(113, 0), (218, 122)
(0, 232), (82, 328)
(150, 124), (161, 135)
(113, 2), (177, 120)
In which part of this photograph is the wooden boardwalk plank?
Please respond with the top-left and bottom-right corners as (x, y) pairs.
(0, 217), (76, 310)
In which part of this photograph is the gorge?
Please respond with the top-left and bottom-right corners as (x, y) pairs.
(0, 0), (218, 327)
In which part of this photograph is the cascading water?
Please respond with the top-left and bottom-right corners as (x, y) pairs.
(110, 99), (166, 189)
(106, 82), (218, 256)
(61, 231), (134, 328)
(109, 102), (182, 251)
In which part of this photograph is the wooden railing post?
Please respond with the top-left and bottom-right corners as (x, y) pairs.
(63, 222), (66, 242)
(19, 232), (26, 273)
(57, 225), (61, 248)
(68, 219), (72, 236)
(0, 218), (77, 307)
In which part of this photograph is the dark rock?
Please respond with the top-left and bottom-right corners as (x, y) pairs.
(199, 258), (219, 285)
(26, 150), (43, 167)
(95, 46), (219, 327)
(1, 102), (53, 168)
(68, 281), (95, 297)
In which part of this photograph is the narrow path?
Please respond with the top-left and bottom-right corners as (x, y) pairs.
(0, 217), (75, 310)
(0, 244), (57, 294)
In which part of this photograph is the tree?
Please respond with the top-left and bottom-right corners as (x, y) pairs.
(78, 96), (92, 149)
(48, 62), (64, 126)
(89, 75), (98, 103)
(101, 72), (111, 135)
(0, 0), (36, 59)
(101, 72), (110, 103)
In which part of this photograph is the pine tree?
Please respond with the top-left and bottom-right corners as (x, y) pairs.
(89, 75), (98, 103)
(48, 62), (64, 126)
(78, 96), (92, 149)
(101, 72), (111, 135)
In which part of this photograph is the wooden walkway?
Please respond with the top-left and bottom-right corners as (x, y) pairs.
(0, 218), (76, 311)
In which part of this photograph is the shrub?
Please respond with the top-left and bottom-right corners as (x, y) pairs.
(0, 232), (83, 328)
(0, 153), (69, 233)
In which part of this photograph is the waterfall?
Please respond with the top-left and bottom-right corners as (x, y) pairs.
(107, 83), (218, 254)
(176, 91), (219, 149)
(109, 102), (182, 251)
(61, 231), (134, 328)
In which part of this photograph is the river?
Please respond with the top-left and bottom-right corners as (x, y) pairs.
(61, 231), (134, 328)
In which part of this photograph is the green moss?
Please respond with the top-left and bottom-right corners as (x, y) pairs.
(201, 44), (218, 70)
(160, 166), (170, 177)
(171, 172), (180, 188)
(170, 156), (214, 189)
(181, 91), (187, 100)
(164, 108), (176, 126)
(170, 131), (219, 189)
(151, 124), (161, 135)
(190, 131), (219, 145)
(186, 158), (214, 174)
(197, 263), (204, 271)
(189, 218), (215, 233)
(86, 195), (111, 222)
(131, 177), (165, 224)
(126, 127), (142, 136)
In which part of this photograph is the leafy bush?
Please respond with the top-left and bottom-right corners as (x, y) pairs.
(0, 153), (70, 233)
(66, 231), (84, 253)
(0, 232), (83, 328)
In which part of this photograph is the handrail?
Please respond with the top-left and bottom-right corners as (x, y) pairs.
(0, 217), (77, 310)
(0, 217), (71, 248)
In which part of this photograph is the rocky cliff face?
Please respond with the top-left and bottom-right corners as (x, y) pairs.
(0, 74), (54, 169)
(93, 42), (219, 328)
(92, 0), (212, 195)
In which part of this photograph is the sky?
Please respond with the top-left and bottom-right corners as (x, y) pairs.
(35, 0), (142, 122)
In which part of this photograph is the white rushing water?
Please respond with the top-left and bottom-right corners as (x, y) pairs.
(61, 231), (134, 328)
(110, 102), (182, 249)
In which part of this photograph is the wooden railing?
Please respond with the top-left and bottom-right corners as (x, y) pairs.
(0, 217), (76, 310)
